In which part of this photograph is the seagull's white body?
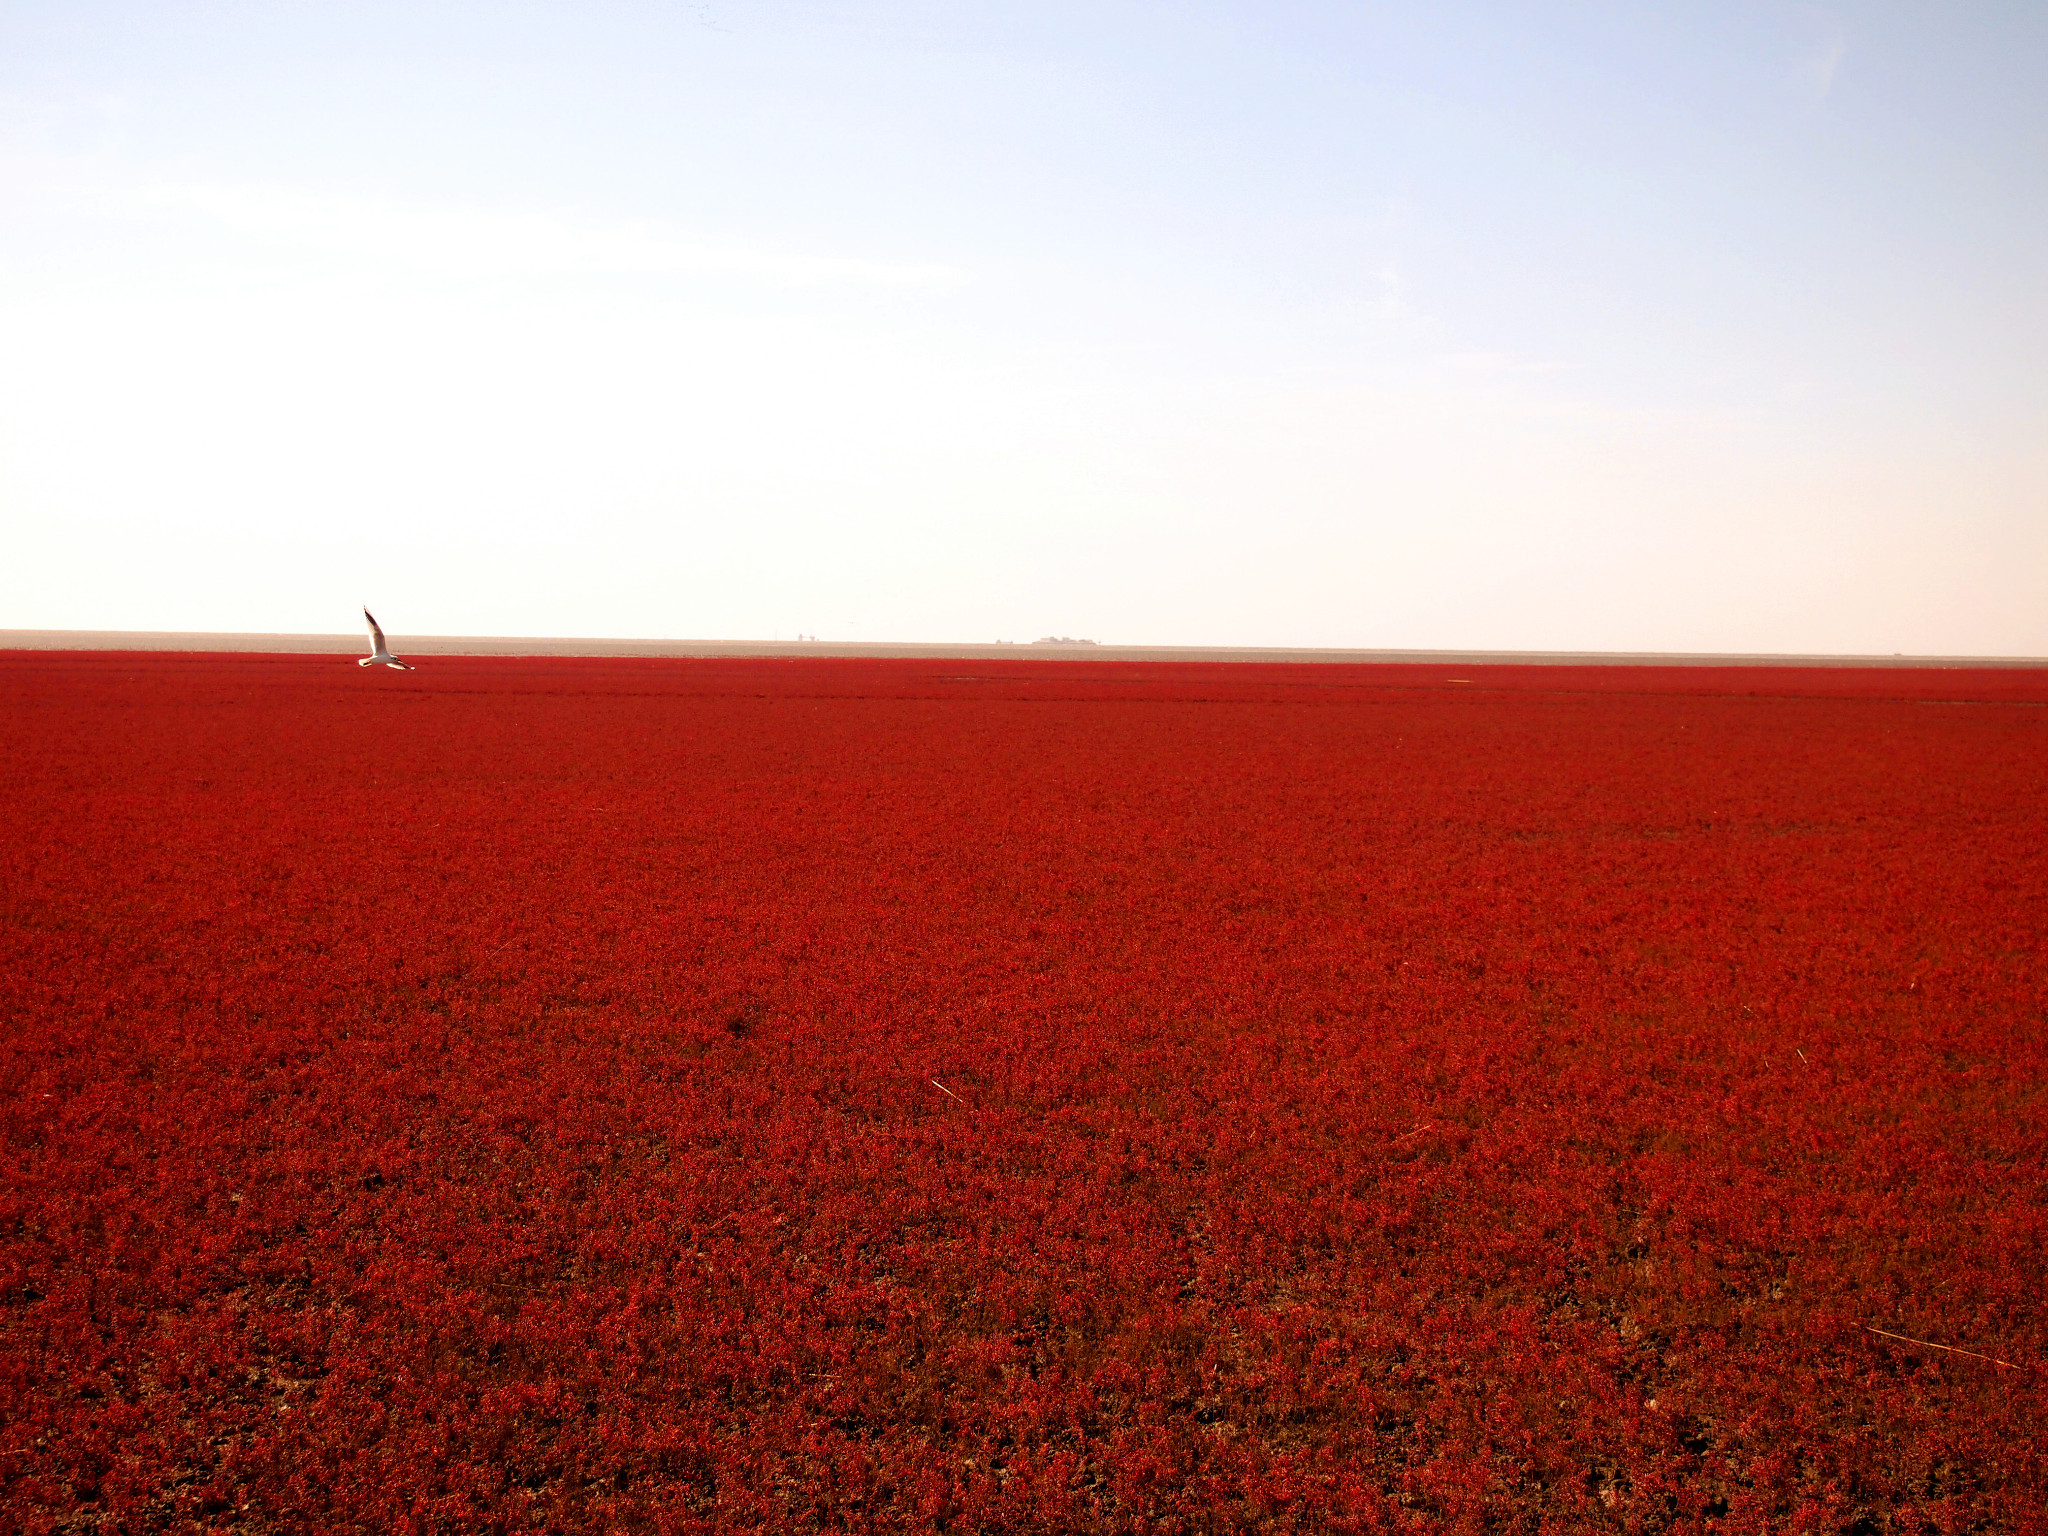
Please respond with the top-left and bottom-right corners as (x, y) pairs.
(359, 608), (413, 669)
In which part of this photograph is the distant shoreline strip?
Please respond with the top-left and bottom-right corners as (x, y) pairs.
(2, 631), (2044, 669)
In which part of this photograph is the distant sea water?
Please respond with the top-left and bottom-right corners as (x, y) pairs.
(2, 631), (2044, 667)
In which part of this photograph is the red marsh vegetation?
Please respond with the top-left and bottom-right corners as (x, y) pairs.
(2, 653), (2045, 1533)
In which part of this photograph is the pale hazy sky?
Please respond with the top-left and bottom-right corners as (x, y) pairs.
(3, 1), (2044, 651)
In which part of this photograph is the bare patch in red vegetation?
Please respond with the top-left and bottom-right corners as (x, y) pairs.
(3, 653), (2045, 1532)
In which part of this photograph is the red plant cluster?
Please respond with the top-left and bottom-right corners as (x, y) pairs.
(2, 652), (2045, 1534)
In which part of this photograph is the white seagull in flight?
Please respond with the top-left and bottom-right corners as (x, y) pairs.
(359, 608), (413, 669)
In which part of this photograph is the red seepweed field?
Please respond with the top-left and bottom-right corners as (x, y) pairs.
(3, 652), (2045, 1534)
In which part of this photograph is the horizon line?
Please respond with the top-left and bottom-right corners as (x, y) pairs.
(4, 629), (2045, 670)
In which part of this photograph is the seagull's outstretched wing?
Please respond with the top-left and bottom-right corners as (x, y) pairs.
(364, 607), (390, 658)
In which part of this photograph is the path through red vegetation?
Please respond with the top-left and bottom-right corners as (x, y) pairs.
(3, 654), (2045, 1533)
